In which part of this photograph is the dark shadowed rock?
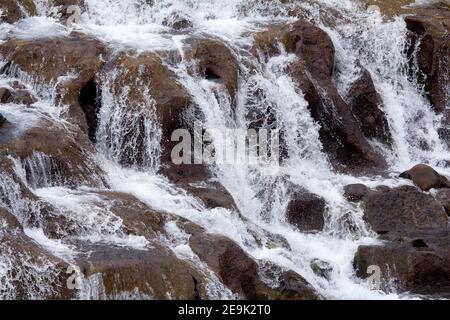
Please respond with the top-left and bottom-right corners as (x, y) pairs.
(346, 68), (392, 145)
(363, 186), (448, 235)
(49, 0), (86, 24)
(343, 183), (370, 202)
(0, 87), (12, 103)
(0, 0), (36, 24)
(310, 259), (333, 281)
(287, 191), (326, 232)
(75, 242), (207, 299)
(405, 5), (450, 112)
(354, 229), (450, 297)
(163, 11), (194, 30)
(400, 164), (450, 191)
(435, 189), (450, 216)
(287, 21), (386, 173)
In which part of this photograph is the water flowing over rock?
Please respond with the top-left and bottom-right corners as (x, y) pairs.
(287, 191), (326, 232)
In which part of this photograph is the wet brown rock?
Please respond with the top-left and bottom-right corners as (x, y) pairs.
(0, 82), (37, 106)
(363, 186), (448, 235)
(0, 0), (36, 24)
(0, 207), (74, 299)
(184, 38), (239, 98)
(106, 51), (191, 168)
(400, 164), (450, 191)
(163, 11), (194, 30)
(0, 34), (107, 134)
(343, 183), (370, 202)
(185, 181), (237, 210)
(435, 189), (450, 216)
(405, 3), (450, 112)
(189, 232), (264, 299)
(0, 118), (105, 189)
(346, 68), (392, 145)
(287, 192), (326, 232)
(189, 231), (318, 299)
(254, 20), (386, 173)
(354, 229), (450, 297)
(75, 242), (207, 299)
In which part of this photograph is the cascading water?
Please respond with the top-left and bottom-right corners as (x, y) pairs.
(0, 0), (448, 300)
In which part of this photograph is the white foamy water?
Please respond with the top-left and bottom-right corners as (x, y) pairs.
(0, 0), (447, 300)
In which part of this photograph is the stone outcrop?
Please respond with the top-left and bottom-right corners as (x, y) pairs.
(400, 164), (450, 191)
(363, 185), (448, 235)
(405, 3), (450, 112)
(286, 191), (326, 232)
(0, 0), (36, 24)
(0, 33), (107, 134)
(346, 68), (392, 145)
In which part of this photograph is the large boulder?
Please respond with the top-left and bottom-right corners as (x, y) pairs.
(0, 113), (8, 128)
(103, 51), (236, 210)
(343, 183), (370, 202)
(435, 189), (450, 216)
(286, 192), (326, 232)
(0, 0), (36, 24)
(405, 3), (450, 112)
(0, 33), (107, 135)
(346, 68), (392, 145)
(188, 231), (318, 300)
(75, 242), (207, 300)
(399, 164), (450, 191)
(363, 186), (448, 235)
(354, 230), (450, 297)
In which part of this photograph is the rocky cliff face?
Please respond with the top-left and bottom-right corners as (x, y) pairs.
(0, 0), (449, 300)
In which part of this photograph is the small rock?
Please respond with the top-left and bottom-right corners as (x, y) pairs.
(343, 183), (370, 202)
(400, 164), (450, 191)
(0, 0), (37, 24)
(435, 189), (450, 216)
(287, 192), (326, 232)
(0, 113), (9, 127)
